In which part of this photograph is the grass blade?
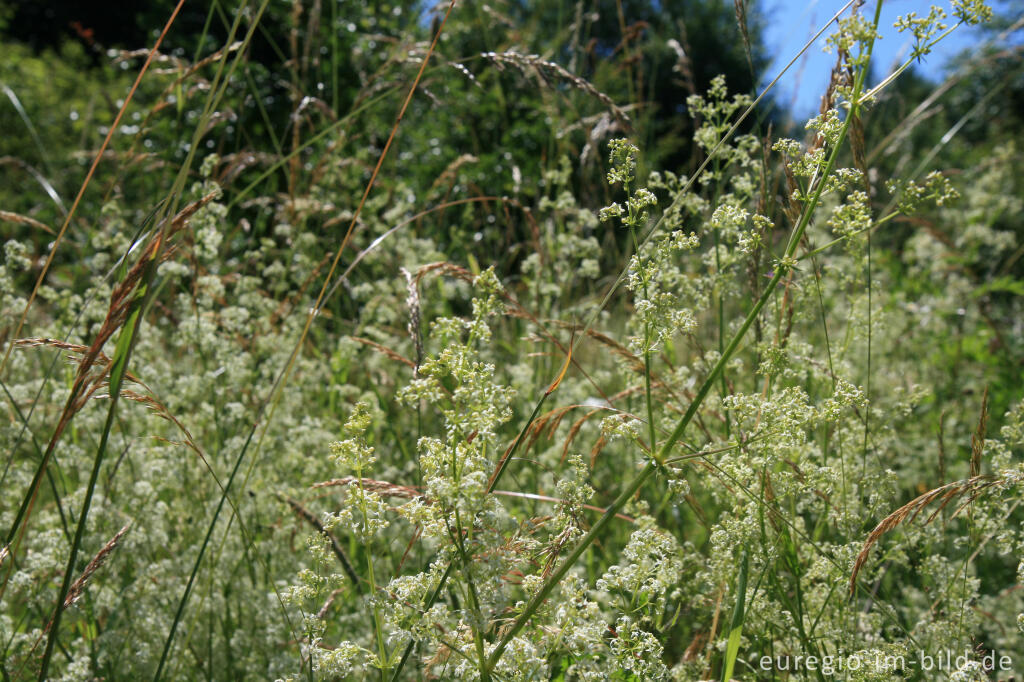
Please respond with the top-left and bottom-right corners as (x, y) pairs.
(720, 550), (749, 682)
(38, 269), (150, 679)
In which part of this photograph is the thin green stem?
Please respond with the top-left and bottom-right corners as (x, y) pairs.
(858, 22), (961, 104)
(389, 562), (454, 682)
(629, 220), (658, 457)
(153, 4), (283, 677)
(452, 508), (489, 682)
(37, 289), (145, 680)
(484, 459), (658, 673)
(797, 212), (898, 261)
(483, 11), (881, 668)
(357, 476), (390, 680)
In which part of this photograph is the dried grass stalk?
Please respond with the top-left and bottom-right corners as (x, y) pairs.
(563, 408), (604, 463)
(402, 267), (423, 375)
(313, 477), (421, 500)
(971, 387), (990, 477)
(482, 51), (631, 128)
(279, 494), (360, 590)
(415, 261), (474, 286)
(316, 587), (345, 620)
(15, 337), (153, 415)
(524, 404), (581, 455)
(429, 153), (478, 192)
(849, 472), (1023, 594)
(63, 522), (132, 608)
(588, 434), (608, 467)
(0, 210), (55, 234)
(16, 343), (216, 481)
(348, 336), (416, 369)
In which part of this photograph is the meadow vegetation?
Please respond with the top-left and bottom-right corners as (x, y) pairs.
(1, 0), (1023, 679)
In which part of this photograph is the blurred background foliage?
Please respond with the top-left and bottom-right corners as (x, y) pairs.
(1, 0), (1021, 408)
(0, 0), (765, 260)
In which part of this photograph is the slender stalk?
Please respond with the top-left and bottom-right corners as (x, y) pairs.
(153, 3), (280, 677)
(387, 369), (557, 681)
(627, 195), (658, 456)
(389, 562), (453, 682)
(0, 3), (187, 605)
(357, 476), (390, 680)
(37, 290), (145, 680)
(0, 1), (187, 378)
(720, 550), (748, 682)
(452, 509), (489, 682)
(483, 11), (880, 667)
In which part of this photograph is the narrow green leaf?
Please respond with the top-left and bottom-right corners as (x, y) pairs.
(38, 273), (149, 681)
(721, 550), (749, 682)
(109, 288), (145, 399)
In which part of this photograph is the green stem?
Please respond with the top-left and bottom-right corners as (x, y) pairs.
(453, 509), (490, 682)
(483, 27), (878, 670)
(388, 379), (552, 682)
(355, 475), (390, 679)
(39, 267), (151, 680)
(629, 225), (658, 455)
(389, 562), (453, 682)
(484, 460), (659, 672)
(858, 22), (961, 103)
(797, 212), (898, 261)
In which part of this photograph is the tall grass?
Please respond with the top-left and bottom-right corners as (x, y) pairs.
(1, 0), (1022, 680)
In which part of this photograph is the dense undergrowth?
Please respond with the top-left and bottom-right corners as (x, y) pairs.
(1, 0), (1023, 679)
